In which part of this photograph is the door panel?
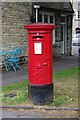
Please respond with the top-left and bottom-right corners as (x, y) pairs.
(58, 24), (65, 54)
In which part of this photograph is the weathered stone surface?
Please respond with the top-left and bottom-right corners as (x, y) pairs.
(2, 2), (32, 56)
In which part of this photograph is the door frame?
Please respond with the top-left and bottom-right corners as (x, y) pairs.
(42, 12), (55, 44)
(60, 15), (67, 54)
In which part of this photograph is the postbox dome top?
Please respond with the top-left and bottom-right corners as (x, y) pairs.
(24, 22), (56, 30)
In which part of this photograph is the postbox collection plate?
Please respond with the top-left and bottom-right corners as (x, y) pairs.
(34, 42), (42, 54)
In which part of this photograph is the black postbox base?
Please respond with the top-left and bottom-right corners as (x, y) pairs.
(28, 83), (53, 105)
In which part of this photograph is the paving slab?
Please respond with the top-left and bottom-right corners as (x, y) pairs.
(2, 109), (42, 118)
(1, 108), (79, 118)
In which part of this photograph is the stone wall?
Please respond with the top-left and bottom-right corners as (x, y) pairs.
(2, 2), (32, 56)
(0, 1), (2, 66)
(0, 1), (2, 52)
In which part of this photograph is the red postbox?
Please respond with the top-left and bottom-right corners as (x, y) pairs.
(24, 23), (56, 105)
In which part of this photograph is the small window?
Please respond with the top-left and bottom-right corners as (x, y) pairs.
(76, 33), (80, 38)
(50, 16), (53, 23)
(44, 15), (48, 23)
(78, 11), (80, 18)
(61, 16), (66, 23)
(63, 2), (68, 9)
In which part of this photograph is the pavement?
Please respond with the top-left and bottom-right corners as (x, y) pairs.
(1, 55), (79, 86)
(0, 55), (79, 118)
(1, 108), (79, 118)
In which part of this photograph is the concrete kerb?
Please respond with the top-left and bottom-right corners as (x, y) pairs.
(1, 106), (80, 111)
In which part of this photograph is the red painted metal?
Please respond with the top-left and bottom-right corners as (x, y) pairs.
(24, 23), (56, 85)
